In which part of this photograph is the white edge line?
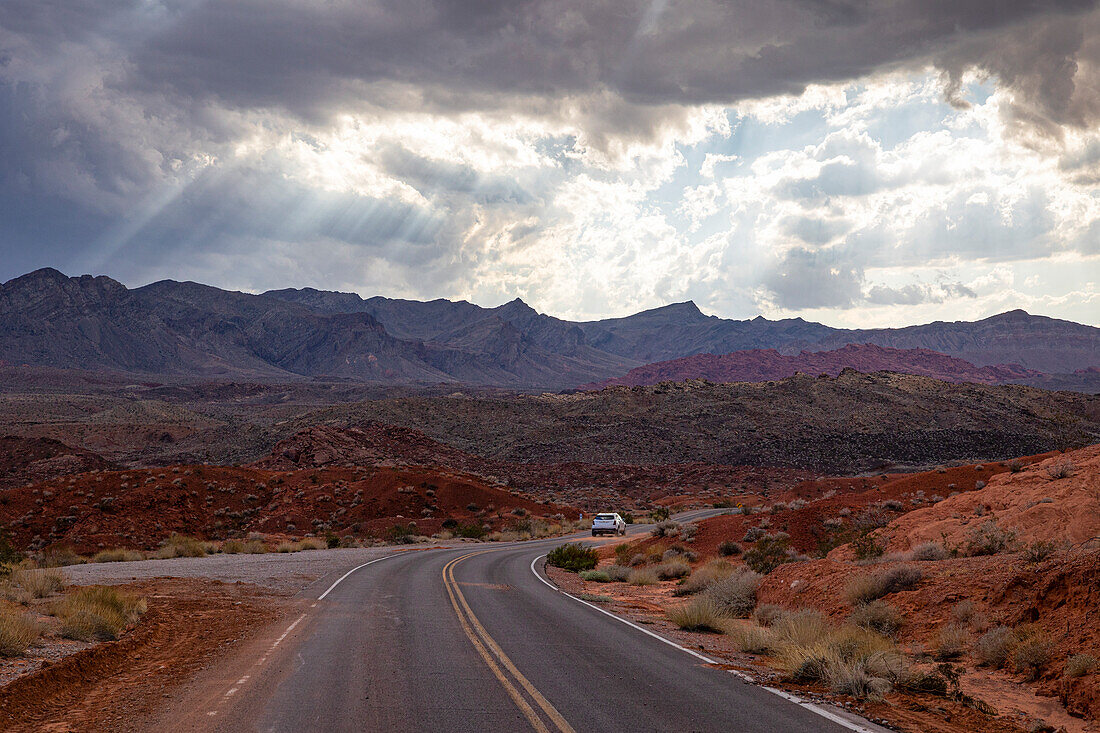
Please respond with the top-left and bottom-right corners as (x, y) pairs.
(317, 554), (397, 600)
(529, 554), (878, 733)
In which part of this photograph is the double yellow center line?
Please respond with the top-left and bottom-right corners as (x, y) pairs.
(442, 552), (576, 733)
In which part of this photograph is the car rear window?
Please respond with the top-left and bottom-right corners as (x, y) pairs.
(595, 514), (615, 519)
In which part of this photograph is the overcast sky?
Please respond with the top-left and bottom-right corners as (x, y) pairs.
(2, 0), (1099, 326)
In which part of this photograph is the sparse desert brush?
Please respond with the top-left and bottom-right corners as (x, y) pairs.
(844, 566), (922, 605)
(964, 521), (1016, 556)
(603, 564), (631, 582)
(546, 543), (599, 573)
(650, 521), (681, 538)
(1022, 540), (1060, 563)
(934, 623), (971, 661)
(976, 626), (1017, 668)
(849, 601), (903, 637)
(910, 541), (949, 561)
(578, 570), (610, 583)
(298, 538), (325, 551)
(1013, 635), (1055, 680)
(1065, 653), (1098, 678)
(655, 560), (691, 580)
(703, 567), (761, 618)
(12, 568), (65, 598)
(771, 609), (829, 647)
(92, 548), (144, 563)
(155, 534), (209, 559)
(952, 600), (975, 623)
(666, 596), (725, 632)
(742, 532), (794, 574)
(276, 541), (299, 553)
(0, 606), (42, 656)
(1044, 461), (1075, 480)
(55, 586), (147, 642)
(627, 568), (658, 586)
(752, 603), (787, 627)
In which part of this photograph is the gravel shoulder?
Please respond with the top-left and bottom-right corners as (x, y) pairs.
(61, 546), (435, 596)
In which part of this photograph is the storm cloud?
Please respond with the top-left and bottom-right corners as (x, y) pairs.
(1, 0), (1098, 324)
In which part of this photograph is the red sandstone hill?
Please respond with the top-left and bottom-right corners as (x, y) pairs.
(586, 343), (1045, 388)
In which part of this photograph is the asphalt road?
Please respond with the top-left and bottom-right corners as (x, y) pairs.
(192, 511), (884, 733)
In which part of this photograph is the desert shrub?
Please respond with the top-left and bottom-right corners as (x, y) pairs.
(673, 559), (734, 596)
(662, 546), (697, 562)
(298, 538), (325, 550)
(276, 541), (300, 553)
(845, 566), (923, 605)
(849, 601), (903, 637)
(964, 521), (1016, 556)
(717, 540), (741, 557)
(603, 565), (632, 582)
(703, 568), (762, 618)
(325, 533), (340, 549)
(579, 570), (610, 583)
(547, 543), (599, 573)
(680, 524), (698, 542)
(1065, 653), (1098, 678)
(731, 624), (773, 654)
(743, 533), (793, 574)
(911, 542), (949, 561)
(0, 607), (41, 656)
(752, 603), (787, 627)
(650, 521), (681, 538)
(40, 546), (83, 567)
(12, 568), (65, 598)
(628, 553), (647, 567)
(627, 568), (658, 586)
(613, 543), (636, 565)
(952, 600), (975, 623)
(55, 586), (147, 642)
(155, 534), (208, 559)
(742, 526), (765, 542)
(851, 532), (886, 561)
(1014, 635), (1055, 680)
(934, 624), (971, 660)
(655, 560), (691, 580)
(454, 523), (487, 540)
(976, 626), (1017, 668)
(666, 596), (724, 632)
(92, 548), (144, 563)
(1044, 462), (1075, 480)
(651, 506), (671, 521)
(1022, 540), (1059, 563)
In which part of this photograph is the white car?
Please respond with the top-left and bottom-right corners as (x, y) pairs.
(591, 513), (627, 536)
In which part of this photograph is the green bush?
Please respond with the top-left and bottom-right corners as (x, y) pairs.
(743, 533), (793, 574)
(455, 523), (487, 540)
(546, 543), (599, 573)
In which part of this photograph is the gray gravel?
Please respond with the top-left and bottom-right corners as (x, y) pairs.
(60, 547), (411, 596)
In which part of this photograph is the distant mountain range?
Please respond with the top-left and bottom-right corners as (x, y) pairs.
(2, 268), (1099, 390)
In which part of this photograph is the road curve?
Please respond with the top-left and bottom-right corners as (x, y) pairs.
(194, 513), (882, 733)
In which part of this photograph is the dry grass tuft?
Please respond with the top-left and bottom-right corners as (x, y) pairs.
(703, 567), (762, 618)
(976, 626), (1017, 668)
(849, 600), (903, 637)
(1065, 653), (1097, 678)
(627, 568), (658, 586)
(934, 623), (971, 661)
(12, 568), (65, 598)
(222, 539), (266, 554)
(844, 566), (922, 605)
(92, 548), (145, 563)
(154, 534), (209, 559)
(0, 606), (42, 656)
(54, 586), (147, 642)
(666, 596), (725, 632)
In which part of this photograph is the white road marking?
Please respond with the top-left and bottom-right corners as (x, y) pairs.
(529, 554), (880, 733)
(317, 555), (397, 600)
